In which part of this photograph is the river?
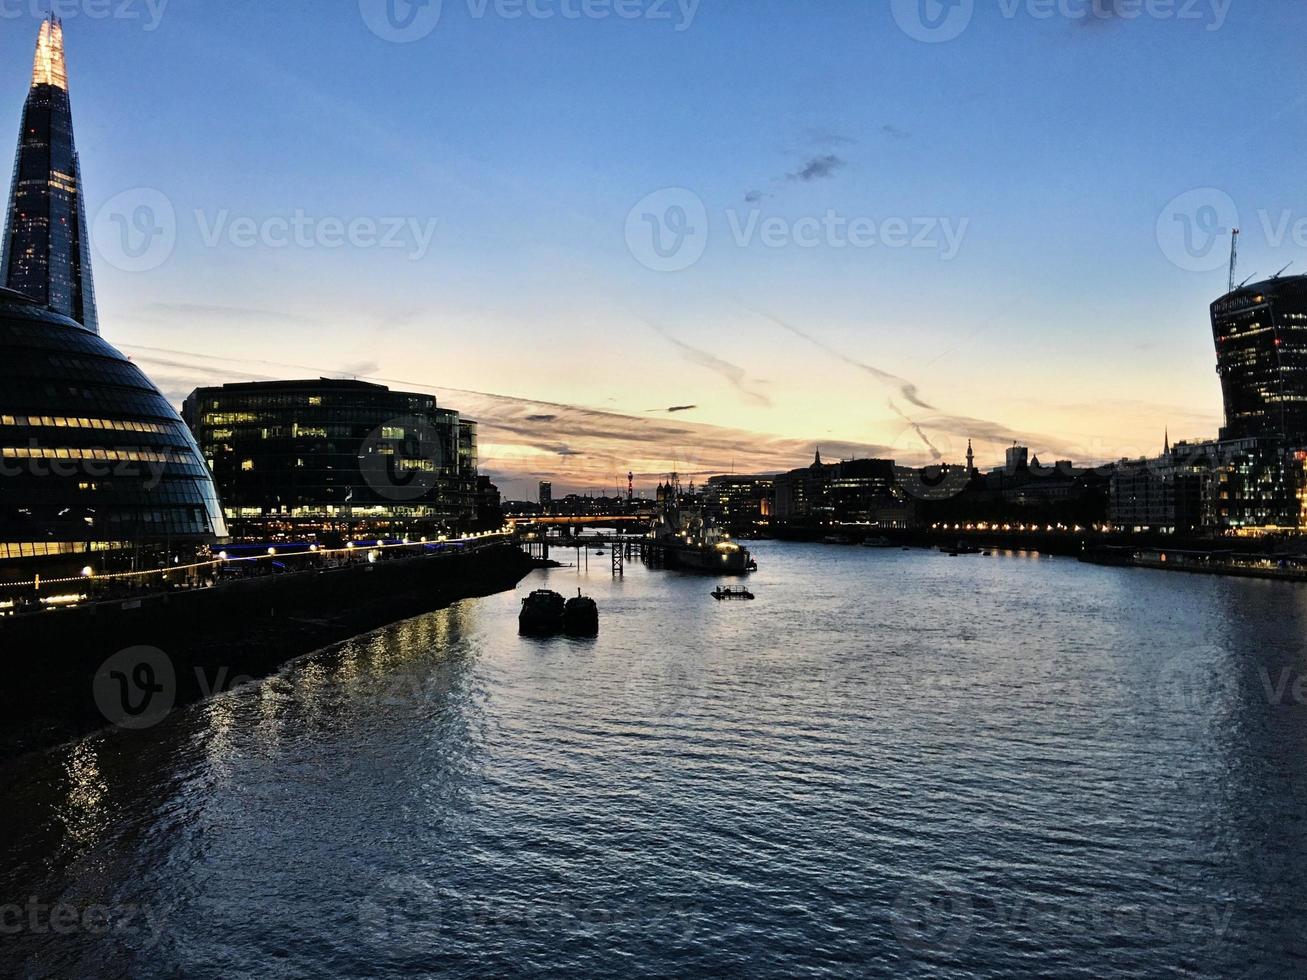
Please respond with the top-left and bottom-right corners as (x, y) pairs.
(2, 542), (1306, 977)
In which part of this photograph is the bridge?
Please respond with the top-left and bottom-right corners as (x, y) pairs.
(509, 515), (654, 528)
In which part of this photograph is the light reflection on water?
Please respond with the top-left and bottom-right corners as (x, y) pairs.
(3, 542), (1307, 977)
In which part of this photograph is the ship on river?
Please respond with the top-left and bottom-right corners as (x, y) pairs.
(653, 474), (754, 575)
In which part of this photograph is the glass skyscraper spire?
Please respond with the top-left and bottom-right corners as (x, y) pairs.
(1, 15), (97, 334)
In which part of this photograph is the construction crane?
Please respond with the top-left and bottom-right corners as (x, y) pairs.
(1228, 228), (1240, 295)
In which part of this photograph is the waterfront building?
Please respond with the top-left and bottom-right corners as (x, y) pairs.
(538, 481), (552, 513)
(704, 475), (773, 532)
(1109, 441), (1211, 533)
(0, 21), (225, 582)
(183, 380), (478, 542)
(0, 288), (226, 580)
(1211, 276), (1307, 442)
(476, 476), (502, 530)
(773, 452), (909, 530)
(2, 16), (96, 333)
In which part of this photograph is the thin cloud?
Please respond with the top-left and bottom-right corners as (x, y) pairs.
(753, 310), (935, 411)
(641, 319), (771, 408)
(788, 154), (846, 182)
(882, 124), (911, 141)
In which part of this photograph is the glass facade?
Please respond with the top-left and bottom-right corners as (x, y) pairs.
(0, 288), (226, 578)
(1211, 276), (1307, 442)
(1, 17), (97, 333)
(183, 380), (479, 541)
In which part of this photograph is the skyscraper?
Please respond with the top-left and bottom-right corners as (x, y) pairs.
(2, 15), (97, 333)
(1211, 275), (1307, 442)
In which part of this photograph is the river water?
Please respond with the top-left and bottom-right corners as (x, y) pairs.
(3, 542), (1307, 978)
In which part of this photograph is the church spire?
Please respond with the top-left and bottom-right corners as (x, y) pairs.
(1164, 428), (1171, 455)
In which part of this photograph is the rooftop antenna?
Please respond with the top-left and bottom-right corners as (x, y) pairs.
(1273, 261), (1294, 279)
(1228, 228), (1240, 294)
(1239, 272), (1257, 289)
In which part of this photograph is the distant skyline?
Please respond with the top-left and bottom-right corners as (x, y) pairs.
(2, 1), (1302, 497)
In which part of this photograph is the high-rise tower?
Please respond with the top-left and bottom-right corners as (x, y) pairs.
(1211, 275), (1307, 442)
(2, 15), (98, 333)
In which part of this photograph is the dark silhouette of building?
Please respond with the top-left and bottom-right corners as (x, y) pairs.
(1211, 276), (1307, 442)
(475, 475), (503, 530)
(2, 16), (97, 332)
(0, 288), (226, 579)
(538, 481), (552, 513)
(183, 380), (478, 541)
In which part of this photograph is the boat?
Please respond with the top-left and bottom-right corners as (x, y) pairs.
(822, 534), (856, 545)
(519, 589), (566, 635)
(712, 586), (755, 601)
(862, 536), (894, 548)
(563, 590), (599, 636)
(652, 473), (754, 576)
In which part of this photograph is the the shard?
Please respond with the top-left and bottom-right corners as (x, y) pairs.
(1, 15), (97, 333)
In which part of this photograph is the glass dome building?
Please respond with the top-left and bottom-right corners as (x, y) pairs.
(0, 287), (226, 579)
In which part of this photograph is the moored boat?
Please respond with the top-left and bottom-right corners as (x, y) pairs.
(519, 589), (566, 635)
(712, 586), (755, 601)
(564, 591), (599, 636)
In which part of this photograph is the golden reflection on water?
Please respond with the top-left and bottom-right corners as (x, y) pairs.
(54, 740), (110, 854)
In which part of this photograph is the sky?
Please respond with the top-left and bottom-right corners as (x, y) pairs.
(1, 0), (1303, 498)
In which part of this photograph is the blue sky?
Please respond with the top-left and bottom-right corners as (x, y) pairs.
(1, 0), (1302, 496)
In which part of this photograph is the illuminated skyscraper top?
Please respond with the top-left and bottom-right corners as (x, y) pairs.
(1, 15), (97, 333)
(31, 16), (69, 90)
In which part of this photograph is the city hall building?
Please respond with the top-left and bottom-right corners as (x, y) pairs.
(183, 380), (480, 542)
(0, 19), (226, 581)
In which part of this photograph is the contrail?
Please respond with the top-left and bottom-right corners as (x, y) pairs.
(750, 309), (935, 411)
